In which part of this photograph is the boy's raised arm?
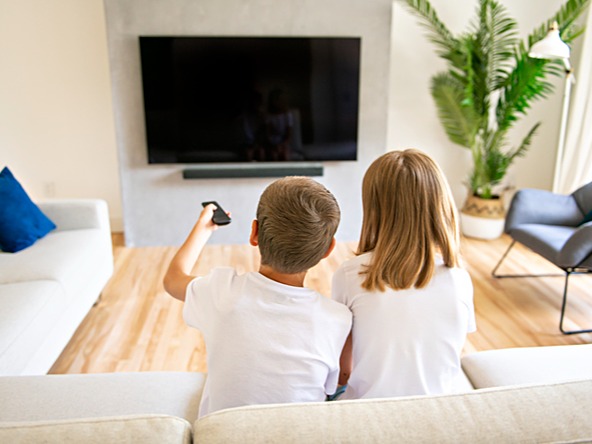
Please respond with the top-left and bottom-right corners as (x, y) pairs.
(163, 204), (223, 301)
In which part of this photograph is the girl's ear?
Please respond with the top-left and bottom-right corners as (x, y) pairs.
(249, 219), (259, 246)
(322, 237), (337, 259)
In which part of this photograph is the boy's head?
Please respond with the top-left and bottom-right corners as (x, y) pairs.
(254, 176), (340, 274)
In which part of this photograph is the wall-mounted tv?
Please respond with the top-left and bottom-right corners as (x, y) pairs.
(139, 36), (361, 164)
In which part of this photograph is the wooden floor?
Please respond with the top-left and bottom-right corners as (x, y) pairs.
(49, 234), (592, 374)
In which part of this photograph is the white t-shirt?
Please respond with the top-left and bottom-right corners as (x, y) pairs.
(332, 253), (475, 400)
(184, 267), (352, 417)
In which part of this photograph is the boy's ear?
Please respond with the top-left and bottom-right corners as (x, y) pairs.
(322, 237), (336, 259)
(249, 219), (259, 246)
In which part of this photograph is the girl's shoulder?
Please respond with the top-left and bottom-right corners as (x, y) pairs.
(338, 251), (372, 272)
(434, 256), (471, 278)
(433, 260), (473, 299)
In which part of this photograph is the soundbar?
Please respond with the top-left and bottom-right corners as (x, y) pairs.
(182, 164), (324, 179)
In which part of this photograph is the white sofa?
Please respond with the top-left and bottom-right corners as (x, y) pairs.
(0, 344), (591, 443)
(0, 199), (113, 376)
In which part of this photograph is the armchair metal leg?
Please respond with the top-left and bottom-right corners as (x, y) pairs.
(491, 240), (516, 278)
(559, 269), (592, 335)
(492, 240), (563, 278)
(492, 240), (592, 335)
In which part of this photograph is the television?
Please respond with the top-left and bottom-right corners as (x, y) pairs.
(139, 36), (361, 164)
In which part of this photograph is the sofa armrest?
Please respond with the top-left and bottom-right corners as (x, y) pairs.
(37, 199), (110, 233)
(505, 189), (583, 233)
(461, 344), (592, 389)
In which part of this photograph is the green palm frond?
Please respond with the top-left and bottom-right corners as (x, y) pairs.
(529, 0), (591, 46)
(469, 128), (510, 198)
(467, 0), (518, 116)
(404, 0), (465, 66)
(407, 0), (589, 198)
(431, 73), (479, 148)
(481, 0), (518, 90)
(474, 123), (540, 198)
(466, 32), (488, 117)
(508, 122), (541, 162)
(496, 43), (555, 131)
(457, 36), (482, 113)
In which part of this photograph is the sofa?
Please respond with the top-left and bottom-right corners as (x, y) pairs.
(0, 343), (591, 443)
(0, 199), (113, 376)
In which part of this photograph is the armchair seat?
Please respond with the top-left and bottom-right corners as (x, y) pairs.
(510, 225), (577, 268)
(493, 182), (592, 334)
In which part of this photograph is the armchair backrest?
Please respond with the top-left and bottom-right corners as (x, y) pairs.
(572, 182), (592, 215)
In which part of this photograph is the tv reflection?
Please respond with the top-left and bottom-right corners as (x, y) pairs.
(241, 88), (295, 162)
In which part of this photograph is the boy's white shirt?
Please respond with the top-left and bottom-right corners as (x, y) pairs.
(332, 252), (476, 400)
(184, 267), (352, 417)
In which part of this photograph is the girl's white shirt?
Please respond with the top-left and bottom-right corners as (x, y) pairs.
(332, 252), (475, 400)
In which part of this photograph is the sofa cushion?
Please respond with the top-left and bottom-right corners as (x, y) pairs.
(0, 372), (205, 423)
(194, 380), (592, 443)
(0, 414), (191, 444)
(0, 281), (66, 375)
(0, 167), (56, 253)
(0, 229), (112, 293)
(461, 344), (592, 388)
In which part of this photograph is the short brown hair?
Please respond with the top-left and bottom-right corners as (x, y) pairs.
(256, 176), (340, 274)
(358, 149), (460, 291)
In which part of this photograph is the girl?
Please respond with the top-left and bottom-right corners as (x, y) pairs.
(332, 149), (475, 400)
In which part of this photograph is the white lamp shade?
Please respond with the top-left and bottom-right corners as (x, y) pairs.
(529, 27), (570, 60)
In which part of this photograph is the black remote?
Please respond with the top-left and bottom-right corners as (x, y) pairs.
(201, 201), (232, 226)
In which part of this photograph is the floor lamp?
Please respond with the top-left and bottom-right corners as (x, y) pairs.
(529, 22), (574, 193)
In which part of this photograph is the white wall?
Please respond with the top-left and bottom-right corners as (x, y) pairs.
(0, 0), (122, 230)
(388, 0), (582, 207)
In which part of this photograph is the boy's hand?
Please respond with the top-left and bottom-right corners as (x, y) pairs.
(197, 204), (231, 231)
(197, 204), (219, 231)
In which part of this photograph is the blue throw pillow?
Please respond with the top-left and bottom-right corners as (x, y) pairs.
(0, 167), (56, 253)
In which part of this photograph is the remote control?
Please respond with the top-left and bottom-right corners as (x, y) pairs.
(201, 201), (232, 226)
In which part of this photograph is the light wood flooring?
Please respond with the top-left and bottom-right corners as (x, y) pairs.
(49, 234), (592, 374)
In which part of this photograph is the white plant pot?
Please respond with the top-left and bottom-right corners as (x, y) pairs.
(460, 195), (505, 240)
(460, 212), (505, 240)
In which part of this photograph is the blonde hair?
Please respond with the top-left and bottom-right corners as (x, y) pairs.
(257, 176), (340, 274)
(357, 149), (460, 291)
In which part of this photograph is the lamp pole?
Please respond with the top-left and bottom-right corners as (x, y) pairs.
(552, 66), (574, 193)
(528, 22), (572, 193)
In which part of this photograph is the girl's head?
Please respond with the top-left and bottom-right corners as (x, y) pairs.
(358, 149), (460, 291)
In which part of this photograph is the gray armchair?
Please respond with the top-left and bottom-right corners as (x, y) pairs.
(492, 182), (592, 334)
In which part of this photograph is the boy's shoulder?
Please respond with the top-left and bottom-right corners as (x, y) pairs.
(187, 267), (243, 298)
(314, 292), (352, 324)
(193, 266), (238, 285)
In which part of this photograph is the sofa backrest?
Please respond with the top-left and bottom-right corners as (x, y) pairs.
(194, 380), (592, 443)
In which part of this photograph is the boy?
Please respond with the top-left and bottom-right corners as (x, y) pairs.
(163, 177), (352, 417)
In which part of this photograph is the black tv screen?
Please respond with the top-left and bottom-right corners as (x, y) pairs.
(139, 36), (360, 164)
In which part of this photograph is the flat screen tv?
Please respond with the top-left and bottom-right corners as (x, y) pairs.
(139, 36), (361, 164)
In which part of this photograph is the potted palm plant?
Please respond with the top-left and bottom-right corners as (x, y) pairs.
(405, 0), (589, 239)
